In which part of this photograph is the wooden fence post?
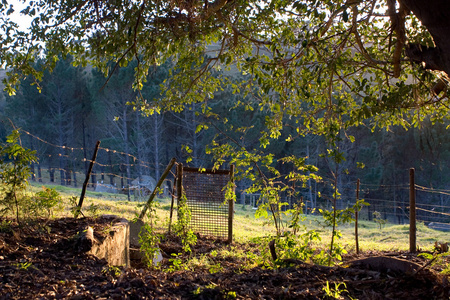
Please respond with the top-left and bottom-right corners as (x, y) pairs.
(77, 140), (101, 217)
(168, 176), (177, 234)
(410, 168), (416, 253)
(177, 163), (183, 204)
(138, 158), (176, 220)
(355, 178), (360, 255)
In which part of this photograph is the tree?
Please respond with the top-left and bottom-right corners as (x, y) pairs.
(2, 0), (450, 238)
(0, 1), (446, 105)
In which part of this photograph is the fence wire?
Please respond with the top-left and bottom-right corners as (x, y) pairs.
(182, 167), (231, 240)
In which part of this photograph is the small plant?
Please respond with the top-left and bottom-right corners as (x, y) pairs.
(0, 130), (37, 223)
(192, 287), (203, 296)
(0, 219), (12, 233)
(68, 196), (82, 218)
(373, 211), (387, 230)
(419, 249), (450, 275)
(167, 253), (186, 272)
(102, 265), (122, 277)
(322, 281), (349, 299)
(174, 195), (197, 253)
(30, 186), (63, 218)
(320, 206), (354, 264)
(87, 203), (100, 217)
(138, 195), (164, 268)
(224, 291), (237, 299)
(14, 262), (34, 271)
(139, 221), (163, 268)
(208, 262), (223, 274)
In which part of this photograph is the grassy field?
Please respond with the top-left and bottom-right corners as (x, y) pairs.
(23, 182), (449, 253)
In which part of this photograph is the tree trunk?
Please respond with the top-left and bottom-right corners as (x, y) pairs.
(91, 170), (96, 188)
(49, 166), (55, 183)
(82, 117), (88, 175)
(109, 151), (114, 186)
(73, 168), (77, 187)
(154, 114), (161, 180)
(122, 108), (132, 201)
(37, 163), (42, 183)
(401, 0), (450, 76)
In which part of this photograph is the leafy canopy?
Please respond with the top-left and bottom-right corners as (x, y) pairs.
(1, 1), (447, 197)
(1, 0), (446, 129)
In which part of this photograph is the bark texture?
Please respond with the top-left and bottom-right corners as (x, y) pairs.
(401, 0), (450, 76)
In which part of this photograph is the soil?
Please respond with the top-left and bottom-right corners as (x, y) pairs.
(0, 217), (449, 299)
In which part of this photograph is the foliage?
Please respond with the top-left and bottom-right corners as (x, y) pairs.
(0, 130), (37, 223)
(29, 186), (63, 219)
(139, 221), (163, 268)
(0, 219), (12, 233)
(322, 281), (351, 300)
(101, 265), (122, 278)
(167, 253), (186, 272)
(2, 0), (450, 275)
(274, 230), (325, 264)
(138, 196), (164, 268)
(320, 199), (369, 264)
(418, 247), (450, 275)
(373, 211), (387, 230)
(173, 194), (197, 253)
(68, 196), (82, 218)
(86, 203), (100, 218)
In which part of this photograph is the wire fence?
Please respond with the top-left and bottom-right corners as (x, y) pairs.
(12, 130), (450, 233)
(19, 129), (176, 201)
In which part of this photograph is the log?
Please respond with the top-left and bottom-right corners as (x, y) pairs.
(348, 256), (422, 274)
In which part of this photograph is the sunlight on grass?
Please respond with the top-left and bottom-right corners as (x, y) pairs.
(14, 182), (450, 253)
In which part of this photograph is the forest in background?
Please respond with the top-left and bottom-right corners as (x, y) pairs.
(1, 56), (450, 225)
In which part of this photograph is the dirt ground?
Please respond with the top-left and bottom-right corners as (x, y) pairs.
(0, 216), (448, 299)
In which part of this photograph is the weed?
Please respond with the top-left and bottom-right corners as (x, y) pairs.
(102, 265), (122, 277)
(173, 195), (197, 253)
(419, 250), (450, 275)
(30, 186), (63, 219)
(224, 290), (237, 299)
(322, 281), (349, 299)
(14, 262), (34, 271)
(373, 211), (387, 230)
(167, 253), (186, 272)
(0, 130), (37, 224)
(208, 262), (223, 274)
(68, 196), (82, 218)
(0, 219), (12, 233)
(192, 287), (203, 295)
(87, 203), (100, 217)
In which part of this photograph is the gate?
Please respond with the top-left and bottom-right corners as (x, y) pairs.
(176, 164), (234, 243)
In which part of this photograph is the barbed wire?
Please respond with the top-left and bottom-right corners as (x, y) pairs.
(17, 128), (450, 223)
(20, 129), (174, 173)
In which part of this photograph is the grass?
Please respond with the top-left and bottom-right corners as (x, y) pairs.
(11, 182), (450, 253)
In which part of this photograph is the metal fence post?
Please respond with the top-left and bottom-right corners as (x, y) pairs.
(410, 168), (416, 253)
(228, 165), (235, 243)
(355, 178), (360, 255)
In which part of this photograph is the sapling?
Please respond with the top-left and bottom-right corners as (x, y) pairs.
(0, 130), (37, 223)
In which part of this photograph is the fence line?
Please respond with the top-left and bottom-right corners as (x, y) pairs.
(14, 129), (450, 227)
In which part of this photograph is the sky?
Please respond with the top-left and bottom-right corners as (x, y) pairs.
(8, 1), (32, 31)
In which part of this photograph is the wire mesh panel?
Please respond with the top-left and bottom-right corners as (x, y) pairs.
(181, 167), (233, 241)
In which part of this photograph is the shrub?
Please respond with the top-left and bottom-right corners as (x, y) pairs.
(30, 186), (63, 219)
(0, 130), (37, 223)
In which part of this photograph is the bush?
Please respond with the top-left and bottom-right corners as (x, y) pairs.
(0, 130), (37, 223)
(29, 186), (63, 219)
